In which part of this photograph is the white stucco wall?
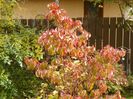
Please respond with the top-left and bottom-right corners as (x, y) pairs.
(103, 1), (122, 17)
(13, 0), (123, 19)
(13, 0), (84, 19)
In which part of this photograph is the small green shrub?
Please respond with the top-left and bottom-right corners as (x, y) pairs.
(0, 64), (17, 99)
(0, 28), (45, 98)
(0, 0), (46, 98)
(0, 28), (43, 66)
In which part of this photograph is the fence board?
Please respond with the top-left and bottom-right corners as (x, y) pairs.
(132, 26), (133, 72)
(103, 18), (109, 46)
(21, 19), (27, 26)
(110, 18), (116, 47)
(117, 18), (123, 47)
(96, 17), (103, 49)
(131, 31), (133, 72)
(28, 19), (35, 28)
(88, 18), (96, 46)
(124, 30), (129, 48)
(83, 17), (88, 30)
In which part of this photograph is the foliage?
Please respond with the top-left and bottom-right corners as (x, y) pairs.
(122, 75), (133, 99)
(0, 0), (46, 98)
(0, 0), (18, 33)
(0, 0), (48, 98)
(0, 28), (43, 66)
(3, 63), (44, 98)
(0, 27), (45, 98)
(127, 75), (133, 89)
(0, 0), (17, 17)
(25, 2), (128, 99)
(0, 64), (17, 99)
(106, 63), (127, 94)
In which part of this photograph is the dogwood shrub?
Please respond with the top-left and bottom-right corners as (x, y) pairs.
(24, 2), (127, 99)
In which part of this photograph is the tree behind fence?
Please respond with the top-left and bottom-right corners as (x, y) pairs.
(20, 17), (133, 74)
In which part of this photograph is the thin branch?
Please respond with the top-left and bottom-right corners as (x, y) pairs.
(118, 1), (133, 33)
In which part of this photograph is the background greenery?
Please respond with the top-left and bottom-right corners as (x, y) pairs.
(0, 1), (44, 98)
(0, 27), (45, 98)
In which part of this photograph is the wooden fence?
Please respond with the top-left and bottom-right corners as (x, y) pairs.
(82, 17), (133, 74)
(20, 17), (133, 74)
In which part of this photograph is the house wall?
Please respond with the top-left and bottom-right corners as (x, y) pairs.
(103, 1), (122, 17)
(13, 0), (122, 18)
(13, 0), (84, 19)
(60, 0), (84, 18)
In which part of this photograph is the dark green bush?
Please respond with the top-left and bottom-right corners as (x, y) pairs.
(0, 0), (46, 98)
(0, 64), (17, 99)
(0, 28), (45, 98)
